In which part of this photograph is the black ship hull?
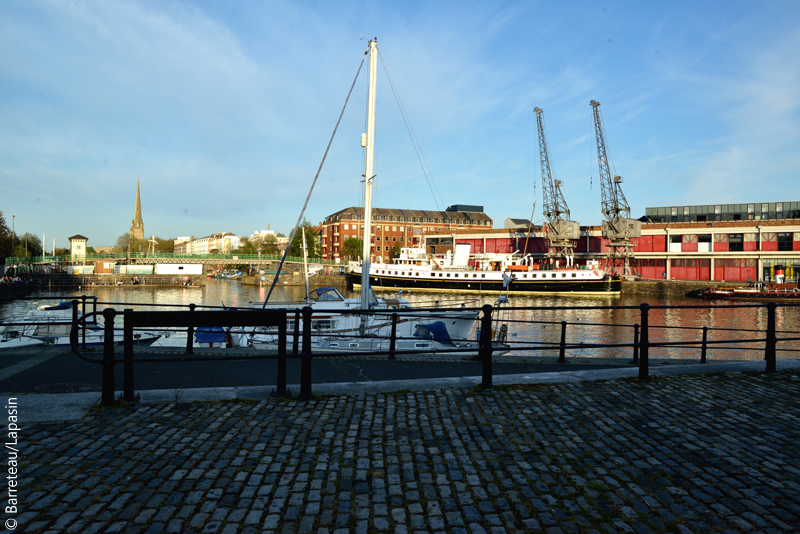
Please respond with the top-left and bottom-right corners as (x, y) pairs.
(347, 272), (621, 295)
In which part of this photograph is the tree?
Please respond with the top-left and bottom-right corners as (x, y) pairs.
(233, 240), (258, 255)
(341, 237), (364, 261)
(18, 233), (42, 257)
(86, 246), (96, 254)
(116, 233), (147, 253)
(0, 211), (11, 257)
(391, 244), (402, 259)
(288, 219), (320, 258)
(261, 235), (279, 255)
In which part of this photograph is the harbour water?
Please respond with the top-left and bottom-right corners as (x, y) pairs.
(2, 279), (798, 360)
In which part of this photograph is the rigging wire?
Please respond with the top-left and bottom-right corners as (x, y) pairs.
(263, 52), (367, 306)
(377, 46), (445, 212)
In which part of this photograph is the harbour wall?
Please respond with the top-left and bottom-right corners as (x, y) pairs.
(240, 274), (347, 288)
(622, 280), (728, 296)
(28, 274), (207, 288)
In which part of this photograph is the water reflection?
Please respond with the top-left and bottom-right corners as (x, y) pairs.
(2, 280), (797, 361)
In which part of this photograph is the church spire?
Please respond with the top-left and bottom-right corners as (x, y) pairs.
(130, 178), (144, 241)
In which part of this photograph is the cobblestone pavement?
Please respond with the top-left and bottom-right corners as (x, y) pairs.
(11, 370), (800, 534)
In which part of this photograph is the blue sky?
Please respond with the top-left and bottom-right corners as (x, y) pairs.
(2, 1), (799, 250)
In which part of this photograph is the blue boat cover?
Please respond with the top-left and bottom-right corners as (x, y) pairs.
(44, 301), (73, 310)
(413, 321), (454, 346)
(195, 326), (226, 343)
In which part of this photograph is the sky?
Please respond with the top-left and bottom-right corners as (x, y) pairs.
(2, 1), (799, 250)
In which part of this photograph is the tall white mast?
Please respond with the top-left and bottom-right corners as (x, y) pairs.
(360, 38), (378, 311)
(302, 228), (310, 300)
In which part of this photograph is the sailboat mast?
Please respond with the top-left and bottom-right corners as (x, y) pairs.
(302, 228), (310, 300)
(360, 38), (378, 310)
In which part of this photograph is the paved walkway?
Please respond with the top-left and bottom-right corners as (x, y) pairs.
(8, 361), (800, 534)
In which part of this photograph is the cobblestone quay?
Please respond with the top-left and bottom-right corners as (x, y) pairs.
(15, 371), (800, 534)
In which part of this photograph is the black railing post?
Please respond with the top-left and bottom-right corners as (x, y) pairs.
(123, 309), (135, 402)
(700, 327), (708, 364)
(639, 303), (650, 380)
(292, 310), (300, 355)
(558, 321), (567, 363)
(274, 310), (288, 396)
(765, 302), (777, 373)
(299, 306), (313, 400)
(186, 303), (195, 354)
(632, 324), (640, 364)
(71, 300), (84, 349)
(389, 313), (398, 360)
(479, 304), (493, 389)
(101, 308), (117, 406)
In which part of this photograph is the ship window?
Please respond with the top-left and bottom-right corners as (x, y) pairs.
(349, 343), (359, 348)
(571, 273), (576, 278)
(329, 343), (339, 348)
(481, 274), (486, 278)
(415, 272), (419, 276)
(551, 274), (556, 278)
(523, 274), (527, 278)
(446, 273), (450, 277)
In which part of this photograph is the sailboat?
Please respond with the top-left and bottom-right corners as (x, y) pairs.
(246, 38), (502, 355)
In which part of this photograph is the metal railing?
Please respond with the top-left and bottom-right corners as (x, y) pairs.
(3, 295), (796, 405)
(63, 299), (799, 405)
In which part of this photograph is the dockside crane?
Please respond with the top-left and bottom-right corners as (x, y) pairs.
(534, 107), (579, 264)
(590, 100), (641, 277)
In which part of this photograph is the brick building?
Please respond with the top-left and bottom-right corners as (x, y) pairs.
(320, 205), (492, 262)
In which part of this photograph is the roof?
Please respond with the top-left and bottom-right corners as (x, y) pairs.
(68, 235), (89, 241)
(323, 206), (493, 225)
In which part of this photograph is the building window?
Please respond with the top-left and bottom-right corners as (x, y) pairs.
(778, 233), (792, 251)
(392, 236), (397, 241)
(729, 234), (744, 252)
(377, 226), (381, 231)
(385, 246), (389, 251)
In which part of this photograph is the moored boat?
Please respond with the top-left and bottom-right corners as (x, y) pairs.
(691, 281), (800, 300)
(348, 245), (621, 296)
